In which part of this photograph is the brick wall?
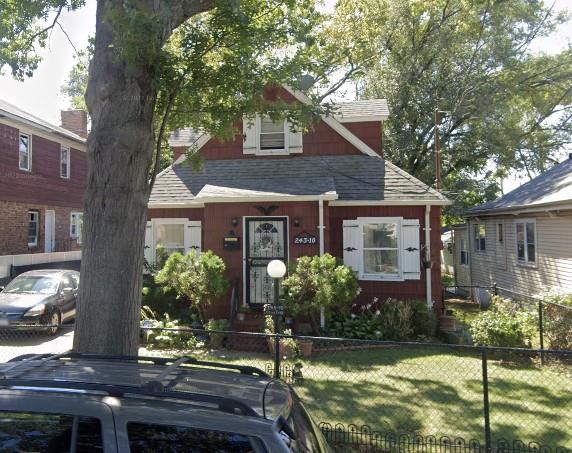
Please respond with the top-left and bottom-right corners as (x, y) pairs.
(0, 201), (81, 256)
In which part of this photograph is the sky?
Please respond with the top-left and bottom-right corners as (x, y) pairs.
(0, 0), (570, 191)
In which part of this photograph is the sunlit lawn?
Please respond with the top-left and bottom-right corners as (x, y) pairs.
(140, 343), (572, 448)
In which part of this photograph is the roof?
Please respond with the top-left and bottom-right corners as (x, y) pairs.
(333, 99), (390, 122)
(0, 354), (290, 420)
(150, 155), (448, 206)
(466, 157), (572, 216)
(0, 99), (86, 144)
(168, 128), (204, 147)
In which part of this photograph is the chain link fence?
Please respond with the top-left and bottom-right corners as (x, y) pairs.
(1, 325), (571, 452)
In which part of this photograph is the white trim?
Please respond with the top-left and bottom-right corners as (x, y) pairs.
(514, 218), (538, 268)
(335, 115), (388, 123)
(44, 210), (55, 253)
(19, 132), (31, 171)
(330, 199), (450, 206)
(60, 145), (70, 179)
(171, 133), (211, 166)
(425, 205), (432, 309)
(148, 202), (205, 209)
(27, 210), (39, 247)
(196, 194), (338, 203)
(70, 212), (83, 240)
(467, 202), (572, 217)
(0, 118), (86, 149)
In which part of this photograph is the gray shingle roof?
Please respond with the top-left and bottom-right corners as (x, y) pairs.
(168, 128), (204, 147)
(0, 98), (85, 144)
(466, 157), (572, 215)
(333, 99), (390, 121)
(150, 155), (447, 205)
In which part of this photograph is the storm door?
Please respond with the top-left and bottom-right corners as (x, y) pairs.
(245, 217), (288, 305)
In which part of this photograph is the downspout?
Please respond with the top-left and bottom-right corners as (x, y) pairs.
(425, 204), (432, 309)
(318, 197), (326, 328)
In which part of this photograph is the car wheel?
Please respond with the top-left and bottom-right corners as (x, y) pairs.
(45, 310), (61, 336)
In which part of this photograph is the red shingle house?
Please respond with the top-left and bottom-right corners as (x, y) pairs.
(147, 87), (449, 323)
(0, 99), (87, 256)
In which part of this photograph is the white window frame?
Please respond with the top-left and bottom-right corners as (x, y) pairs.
(28, 210), (39, 247)
(460, 237), (469, 266)
(515, 219), (537, 267)
(152, 218), (188, 256)
(256, 116), (289, 155)
(358, 217), (403, 281)
(60, 145), (70, 179)
(473, 223), (486, 252)
(19, 133), (31, 171)
(70, 212), (83, 243)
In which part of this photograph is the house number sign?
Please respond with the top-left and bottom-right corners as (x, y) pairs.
(293, 232), (317, 245)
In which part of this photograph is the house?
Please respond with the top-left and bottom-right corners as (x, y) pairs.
(454, 155), (572, 298)
(147, 86), (450, 324)
(0, 99), (87, 256)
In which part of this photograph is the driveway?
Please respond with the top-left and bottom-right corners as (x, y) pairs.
(0, 327), (74, 362)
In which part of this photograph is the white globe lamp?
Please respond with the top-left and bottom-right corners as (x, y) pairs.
(267, 260), (287, 279)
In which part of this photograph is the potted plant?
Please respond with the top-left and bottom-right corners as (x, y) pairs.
(264, 316), (297, 358)
(296, 338), (313, 357)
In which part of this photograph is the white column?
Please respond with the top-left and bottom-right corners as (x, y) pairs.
(425, 204), (432, 309)
(318, 197), (326, 327)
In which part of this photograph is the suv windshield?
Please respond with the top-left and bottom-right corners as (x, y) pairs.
(3, 276), (59, 295)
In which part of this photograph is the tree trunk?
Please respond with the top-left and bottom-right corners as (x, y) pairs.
(73, 1), (157, 355)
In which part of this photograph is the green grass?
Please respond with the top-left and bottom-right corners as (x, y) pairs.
(140, 344), (572, 448)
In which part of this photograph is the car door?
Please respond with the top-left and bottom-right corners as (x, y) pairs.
(58, 273), (76, 321)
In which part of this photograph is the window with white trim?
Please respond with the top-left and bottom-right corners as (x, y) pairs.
(19, 133), (31, 171)
(70, 212), (83, 243)
(516, 220), (536, 265)
(260, 116), (286, 151)
(28, 210), (39, 247)
(460, 238), (469, 265)
(243, 115), (303, 155)
(155, 222), (186, 256)
(60, 145), (70, 178)
(362, 222), (400, 277)
(473, 224), (486, 251)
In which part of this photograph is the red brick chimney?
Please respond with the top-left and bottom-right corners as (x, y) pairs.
(61, 110), (88, 139)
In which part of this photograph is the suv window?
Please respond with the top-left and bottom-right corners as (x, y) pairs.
(0, 411), (103, 452)
(60, 275), (74, 292)
(127, 422), (256, 452)
(285, 396), (331, 453)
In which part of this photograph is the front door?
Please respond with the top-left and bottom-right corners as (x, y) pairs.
(245, 217), (288, 305)
(45, 210), (55, 252)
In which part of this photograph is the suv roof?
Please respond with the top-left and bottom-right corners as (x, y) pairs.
(16, 269), (78, 277)
(0, 353), (290, 420)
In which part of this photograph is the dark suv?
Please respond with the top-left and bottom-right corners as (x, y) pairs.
(0, 353), (331, 452)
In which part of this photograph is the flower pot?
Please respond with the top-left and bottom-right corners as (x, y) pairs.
(297, 339), (313, 358)
(267, 338), (294, 358)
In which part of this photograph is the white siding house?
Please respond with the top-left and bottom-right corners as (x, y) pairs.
(454, 155), (572, 298)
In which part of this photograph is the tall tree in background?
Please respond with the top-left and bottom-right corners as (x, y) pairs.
(1, 0), (323, 355)
(318, 0), (572, 222)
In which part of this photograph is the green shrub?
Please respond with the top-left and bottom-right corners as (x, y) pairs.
(410, 299), (438, 338)
(142, 275), (196, 323)
(469, 310), (534, 348)
(144, 315), (204, 350)
(543, 293), (572, 350)
(206, 318), (230, 349)
(155, 250), (229, 324)
(282, 254), (358, 335)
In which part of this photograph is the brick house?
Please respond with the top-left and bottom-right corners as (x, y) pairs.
(0, 99), (87, 256)
(147, 86), (450, 325)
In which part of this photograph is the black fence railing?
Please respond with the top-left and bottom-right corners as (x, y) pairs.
(1, 325), (571, 452)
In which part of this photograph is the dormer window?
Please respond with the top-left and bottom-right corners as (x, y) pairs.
(243, 115), (303, 156)
(260, 116), (285, 151)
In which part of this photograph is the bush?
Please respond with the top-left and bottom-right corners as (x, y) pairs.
(543, 293), (572, 350)
(410, 299), (438, 338)
(206, 318), (230, 349)
(469, 310), (534, 348)
(144, 315), (204, 350)
(142, 275), (197, 323)
(282, 254), (358, 335)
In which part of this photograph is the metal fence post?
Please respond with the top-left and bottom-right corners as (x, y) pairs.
(538, 300), (545, 365)
(492, 282), (498, 297)
(274, 333), (281, 379)
(481, 348), (492, 453)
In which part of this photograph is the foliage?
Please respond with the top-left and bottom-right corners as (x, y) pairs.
(143, 315), (203, 350)
(469, 297), (537, 348)
(206, 318), (230, 349)
(59, 40), (92, 110)
(264, 315), (297, 353)
(282, 254), (358, 335)
(327, 298), (436, 341)
(320, 0), (572, 222)
(142, 274), (198, 324)
(155, 251), (229, 324)
(441, 273), (455, 288)
(543, 293), (572, 350)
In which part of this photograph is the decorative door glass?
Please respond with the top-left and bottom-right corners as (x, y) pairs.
(245, 218), (287, 305)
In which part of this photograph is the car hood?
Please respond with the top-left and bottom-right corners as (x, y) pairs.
(0, 293), (54, 313)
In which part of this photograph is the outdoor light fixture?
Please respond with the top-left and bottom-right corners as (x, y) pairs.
(293, 218), (301, 227)
(231, 217), (239, 227)
(267, 259), (286, 378)
(267, 259), (287, 279)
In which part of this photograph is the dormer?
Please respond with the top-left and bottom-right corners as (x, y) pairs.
(242, 115), (303, 156)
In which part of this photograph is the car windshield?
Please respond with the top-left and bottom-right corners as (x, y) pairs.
(3, 276), (59, 295)
(284, 393), (332, 453)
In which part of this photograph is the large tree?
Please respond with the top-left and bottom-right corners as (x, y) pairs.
(316, 0), (572, 222)
(1, 0), (324, 355)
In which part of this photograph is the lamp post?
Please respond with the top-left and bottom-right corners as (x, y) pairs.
(267, 259), (286, 378)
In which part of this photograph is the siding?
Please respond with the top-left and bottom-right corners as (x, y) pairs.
(467, 212), (572, 296)
(452, 227), (471, 288)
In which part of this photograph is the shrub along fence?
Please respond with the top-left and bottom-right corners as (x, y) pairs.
(1, 325), (571, 451)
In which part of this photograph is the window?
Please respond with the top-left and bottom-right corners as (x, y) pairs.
(260, 116), (286, 151)
(60, 145), (70, 178)
(19, 133), (31, 171)
(460, 238), (469, 265)
(70, 212), (83, 242)
(0, 411), (103, 452)
(497, 223), (504, 243)
(127, 423), (255, 452)
(473, 224), (486, 251)
(362, 222), (400, 277)
(155, 223), (185, 255)
(516, 220), (536, 265)
(28, 210), (39, 247)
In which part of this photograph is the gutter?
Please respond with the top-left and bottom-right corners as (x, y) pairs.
(425, 204), (432, 309)
(318, 197), (325, 328)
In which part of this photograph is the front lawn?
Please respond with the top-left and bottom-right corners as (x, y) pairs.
(140, 342), (572, 448)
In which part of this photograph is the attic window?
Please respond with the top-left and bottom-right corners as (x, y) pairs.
(260, 116), (285, 150)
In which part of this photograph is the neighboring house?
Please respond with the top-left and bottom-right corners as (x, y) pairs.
(441, 229), (454, 275)
(454, 155), (572, 297)
(147, 86), (449, 323)
(0, 99), (87, 256)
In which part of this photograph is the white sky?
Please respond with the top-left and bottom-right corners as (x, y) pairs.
(0, 0), (570, 192)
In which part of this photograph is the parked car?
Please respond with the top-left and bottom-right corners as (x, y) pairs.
(0, 269), (79, 334)
(0, 353), (332, 452)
